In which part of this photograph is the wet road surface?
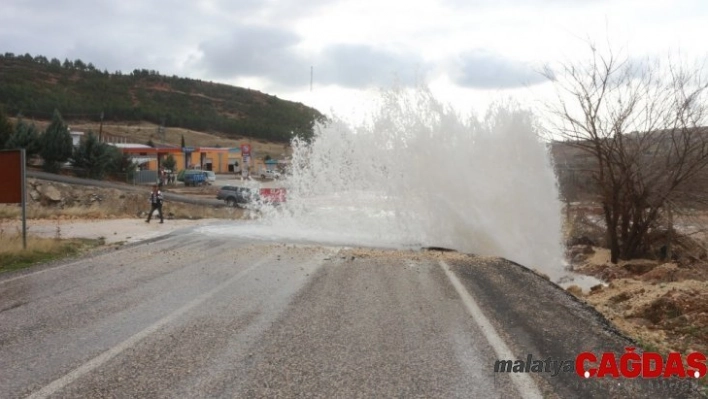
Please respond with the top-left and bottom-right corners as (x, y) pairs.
(0, 228), (703, 398)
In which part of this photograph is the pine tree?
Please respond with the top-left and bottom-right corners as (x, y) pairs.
(71, 131), (112, 179)
(107, 147), (136, 178)
(162, 153), (176, 171)
(6, 115), (41, 158)
(0, 108), (13, 149)
(39, 110), (73, 173)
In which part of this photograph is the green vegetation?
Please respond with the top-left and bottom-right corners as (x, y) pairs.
(6, 115), (40, 157)
(0, 234), (104, 273)
(2, 109), (135, 178)
(71, 131), (131, 179)
(162, 153), (176, 171)
(39, 110), (73, 172)
(0, 52), (326, 143)
(0, 107), (12, 148)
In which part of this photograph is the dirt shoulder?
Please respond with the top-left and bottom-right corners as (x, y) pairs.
(569, 249), (708, 356)
(565, 210), (708, 360)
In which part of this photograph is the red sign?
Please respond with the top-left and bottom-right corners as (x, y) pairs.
(259, 188), (287, 203)
(241, 144), (251, 156)
(0, 150), (22, 203)
(576, 349), (706, 379)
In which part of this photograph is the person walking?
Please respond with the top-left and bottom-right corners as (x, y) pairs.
(146, 184), (164, 223)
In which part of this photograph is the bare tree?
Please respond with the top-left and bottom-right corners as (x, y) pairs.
(545, 44), (708, 263)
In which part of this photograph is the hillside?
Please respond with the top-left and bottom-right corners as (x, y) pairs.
(15, 118), (291, 161)
(0, 53), (325, 143)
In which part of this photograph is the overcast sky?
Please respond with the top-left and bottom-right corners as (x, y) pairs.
(2, 0), (707, 121)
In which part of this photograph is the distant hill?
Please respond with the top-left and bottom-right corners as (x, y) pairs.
(0, 52), (325, 143)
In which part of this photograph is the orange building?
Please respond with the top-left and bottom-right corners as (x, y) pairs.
(112, 143), (182, 171)
(194, 147), (230, 172)
(113, 143), (270, 175)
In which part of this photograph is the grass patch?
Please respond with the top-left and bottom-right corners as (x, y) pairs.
(635, 337), (663, 354)
(0, 204), (21, 219)
(0, 233), (104, 273)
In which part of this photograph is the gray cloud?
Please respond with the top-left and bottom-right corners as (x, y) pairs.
(452, 50), (547, 89)
(198, 34), (427, 90)
(0, 0), (271, 75)
(0, 0), (554, 93)
(196, 25), (308, 85)
(315, 45), (426, 88)
(3, 0), (424, 91)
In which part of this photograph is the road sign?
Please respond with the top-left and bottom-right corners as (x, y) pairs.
(0, 150), (23, 204)
(0, 149), (27, 248)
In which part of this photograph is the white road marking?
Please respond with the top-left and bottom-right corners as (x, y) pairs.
(26, 257), (270, 399)
(439, 260), (543, 399)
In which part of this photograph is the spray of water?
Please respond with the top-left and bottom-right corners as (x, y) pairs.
(250, 86), (566, 279)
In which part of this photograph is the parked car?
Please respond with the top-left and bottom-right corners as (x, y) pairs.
(176, 169), (188, 182)
(260, 169), (281, 180)
(180, 170), (207, 186)
(216, 186), (258, 207)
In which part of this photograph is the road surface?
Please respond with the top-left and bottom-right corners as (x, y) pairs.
(0, 226), (702, 398)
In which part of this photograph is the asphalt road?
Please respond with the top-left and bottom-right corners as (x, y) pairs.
(0, 227), (703, 398)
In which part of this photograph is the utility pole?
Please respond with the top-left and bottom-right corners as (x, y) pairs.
(158, 117), (166, 142)
(98, 111), (104, 142)
(667, 202), (673, 261)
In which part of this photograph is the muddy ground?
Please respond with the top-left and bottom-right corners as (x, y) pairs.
(566, 207), (708, 358)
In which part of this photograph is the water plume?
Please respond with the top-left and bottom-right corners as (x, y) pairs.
(258, 86), (566, 279)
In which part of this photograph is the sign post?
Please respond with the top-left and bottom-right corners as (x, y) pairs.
(241, 144), (251, 158)
(21, 149), (26, 249)
(241, 144), (252, 177)
(0, 149), (26, 249)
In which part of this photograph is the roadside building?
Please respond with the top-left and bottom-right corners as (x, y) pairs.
(110, 142), (281, 176)
(110, 143), (157, 170)
(193, 147), (230, 172)
(227, 147), (242, 173)
(152, 143), (184, 171)
(69, 130), (84, 148)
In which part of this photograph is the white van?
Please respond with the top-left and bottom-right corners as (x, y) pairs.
(260, 169), (280, 180)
